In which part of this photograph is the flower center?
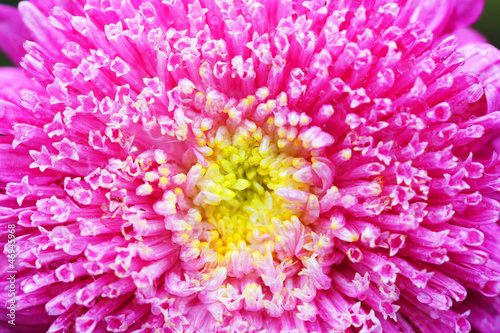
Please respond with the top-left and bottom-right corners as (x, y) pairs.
(190, 120), (312, 255)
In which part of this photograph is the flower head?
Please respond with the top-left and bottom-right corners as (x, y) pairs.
(1, 0), (500, 332)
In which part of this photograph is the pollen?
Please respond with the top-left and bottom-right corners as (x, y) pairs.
(188, 121), (314, 256)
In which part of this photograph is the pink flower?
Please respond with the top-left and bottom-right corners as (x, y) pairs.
(1, 0), (500, 332)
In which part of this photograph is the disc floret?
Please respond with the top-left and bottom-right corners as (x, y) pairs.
(191, 119), (315, 255)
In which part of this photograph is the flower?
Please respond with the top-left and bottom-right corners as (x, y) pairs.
(1, 0), (500, 332)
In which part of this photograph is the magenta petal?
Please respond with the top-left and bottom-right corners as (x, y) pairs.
(446, 0), (486, 31)
(460, 42), (500, 113)
(0, 4), (31, 65)
(18, 1), (65, 58)
(0, 306), (53, 332)
(0, 67), (42, 104)
(454, 28), (488, 46)
(0, 1), (499, 332)
(460, 43), (500, 86)
(396, 0), (455, 36)
(397, 0), (486, 37)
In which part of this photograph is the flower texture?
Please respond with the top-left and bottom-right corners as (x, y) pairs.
(1, 0), (500, 332)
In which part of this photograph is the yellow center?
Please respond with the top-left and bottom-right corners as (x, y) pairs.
(192, 120), (312, 255)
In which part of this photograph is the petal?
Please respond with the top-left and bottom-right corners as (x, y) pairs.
(397, 0), (486, 37)
(446, 0), (486, 31)
(18, 1), (65, 57)
(453, 28), (488, 46)
(396, 0), (455, 37)
(459, 42), (500, 112)
(0, 67), (42, 104)
(0, 4), (31, 64)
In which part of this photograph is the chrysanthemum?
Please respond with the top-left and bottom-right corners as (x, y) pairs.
(1, 0), (500, 332)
